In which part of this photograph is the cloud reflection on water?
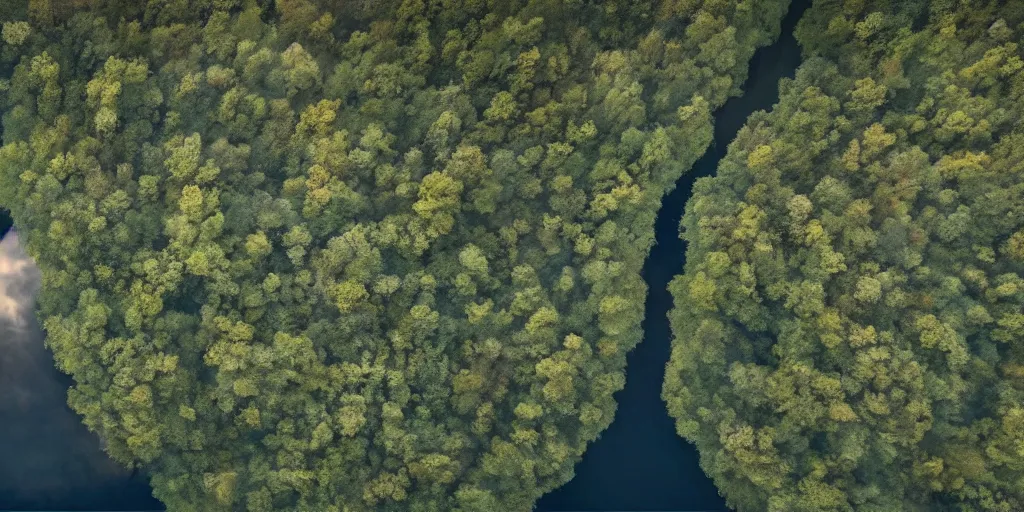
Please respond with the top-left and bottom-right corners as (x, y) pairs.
(0, 232), (160, 510)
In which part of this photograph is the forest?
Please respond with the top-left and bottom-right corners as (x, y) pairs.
(0, 0), (1021, 511)
(665, 0), (1024, 510)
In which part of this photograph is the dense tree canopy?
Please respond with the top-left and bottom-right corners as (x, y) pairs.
(0, 0), (788, 510)
(665, 0), (1024, 510)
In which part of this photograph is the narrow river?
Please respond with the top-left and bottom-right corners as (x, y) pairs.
(0, 1), (809, 509)
(536, 0), (810, 509)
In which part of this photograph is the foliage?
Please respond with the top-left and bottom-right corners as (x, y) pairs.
(0, 0), (788, 510)
(665, 1), (1024, 510)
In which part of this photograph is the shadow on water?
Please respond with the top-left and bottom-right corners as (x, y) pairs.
(0, 209), (11, 240)
(536, 0), (810, 510)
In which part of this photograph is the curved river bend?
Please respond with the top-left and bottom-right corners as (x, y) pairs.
(536, 0), (809, 509)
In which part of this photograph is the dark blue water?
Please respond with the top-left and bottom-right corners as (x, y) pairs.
(0, 210), (10, 239)
(0, 1), (807, 508)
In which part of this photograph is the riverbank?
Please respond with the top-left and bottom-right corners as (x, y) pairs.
(535, 0), (811, 509)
